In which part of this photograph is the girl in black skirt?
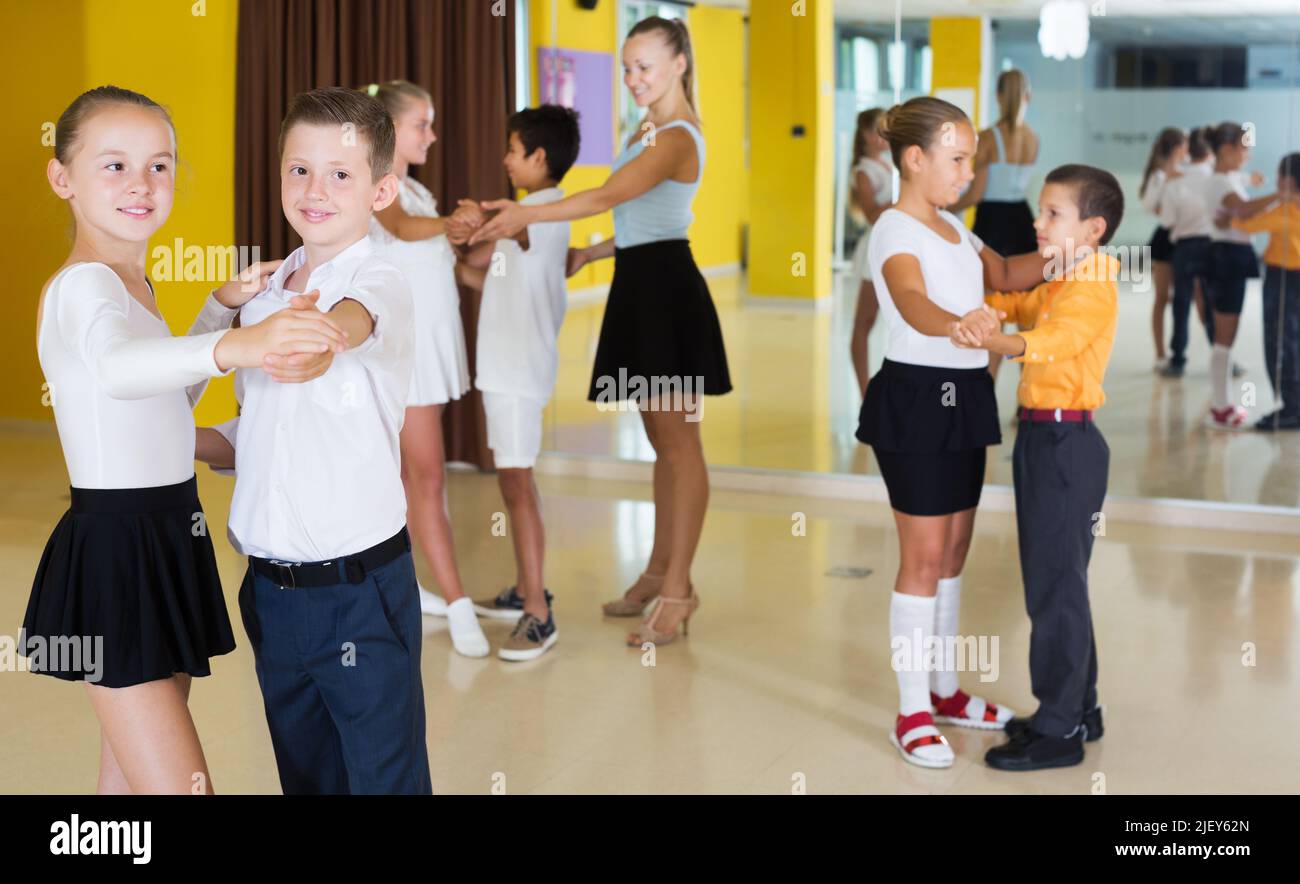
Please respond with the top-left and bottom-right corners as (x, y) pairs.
(29, 87), (346, 793)
(1139, 128), (1188, 370)
(470, 17), (727, 648)
(862, 97), (1036, 768)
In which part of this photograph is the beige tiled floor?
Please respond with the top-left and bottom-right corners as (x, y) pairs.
(544, 269), (1300, 508)
(1, 425), (1298, 794)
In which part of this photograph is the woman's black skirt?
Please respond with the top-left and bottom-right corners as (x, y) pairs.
(972, 200), (1038, 257)
(1149, 225), (1174, 263)
(857, 359), (1002, 516)
(587, 239), (732, 403)
(21, 476), (236, 689)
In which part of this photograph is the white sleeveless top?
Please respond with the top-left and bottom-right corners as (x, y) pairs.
(369, 176), (457, 271)
(37, 262), (235, 489)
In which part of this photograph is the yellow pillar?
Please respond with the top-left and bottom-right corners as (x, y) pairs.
(930, 16), (992, 227)
(747, 0), (834, 302)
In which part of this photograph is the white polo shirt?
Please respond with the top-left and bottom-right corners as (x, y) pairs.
(867, 208), (990, 370)
(474, 187), (570, 400)
(1158, 162), (1214, 241)
(226, 235), (414, 561)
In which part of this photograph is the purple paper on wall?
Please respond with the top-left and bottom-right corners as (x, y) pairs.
(538, 47), (614, 166)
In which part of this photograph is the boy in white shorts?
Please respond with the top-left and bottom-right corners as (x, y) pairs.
(447, 105), (580, 661)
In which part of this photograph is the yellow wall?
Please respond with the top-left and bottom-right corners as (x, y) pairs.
(528, 0), (747, 289)
(687, 4), (747, 270)
(930, 17), (987, 229)
(0, 0), (238, 424)
(1, 0), (86, 422)
(747, 0), (834, 300)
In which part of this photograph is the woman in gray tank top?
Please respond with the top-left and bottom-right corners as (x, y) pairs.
(469, 16), (730, 648)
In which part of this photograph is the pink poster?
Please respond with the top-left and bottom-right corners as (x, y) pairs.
(538, 47), (614, 166)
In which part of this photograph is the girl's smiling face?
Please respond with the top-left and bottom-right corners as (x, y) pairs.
(393, 98), (436, 168)
(900, 119), (976, 207)
(49, 104), (176, 244)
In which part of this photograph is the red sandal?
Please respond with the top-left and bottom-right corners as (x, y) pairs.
(889, 710), (954, 769)
(931, 689), (1014, 730)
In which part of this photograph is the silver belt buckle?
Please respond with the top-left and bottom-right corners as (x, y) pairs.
(268, 559), (298, 589)
(1054, 407), (1062, 423)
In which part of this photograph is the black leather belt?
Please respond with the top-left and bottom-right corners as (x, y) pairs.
(250, 528), (410, 588)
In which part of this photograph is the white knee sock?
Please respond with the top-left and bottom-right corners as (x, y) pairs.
(1211, 343), (1232, 410)
(931, 576), (962, 698)
(890, 591), (937, 716)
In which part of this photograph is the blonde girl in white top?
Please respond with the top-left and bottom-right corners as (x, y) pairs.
(28, 86), (346, 794)
(847, 107), (894, 394)
(365, 80), (488, 657)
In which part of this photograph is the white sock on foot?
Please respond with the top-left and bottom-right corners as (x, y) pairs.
(446, 597), (489, 658)
(1211, 343), (1232, 410)
(931, 576), (961, 698)
(891, 591), (937, 716)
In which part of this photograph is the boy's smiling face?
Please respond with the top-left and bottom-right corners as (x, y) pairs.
(281, 122), (397, 252)
(1034, 182), (1105, 259)
(503, 131), (549, 192)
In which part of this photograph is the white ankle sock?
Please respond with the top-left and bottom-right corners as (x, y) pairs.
(1211, 343), (1232, 410)
(890, 591), (937, 716)
(931, 576), (962, 698)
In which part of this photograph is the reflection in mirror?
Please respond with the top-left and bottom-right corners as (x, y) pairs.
(542, 2), (1300, 510)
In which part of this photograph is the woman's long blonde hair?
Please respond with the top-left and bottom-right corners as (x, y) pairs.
(995, 69), (1029, 132)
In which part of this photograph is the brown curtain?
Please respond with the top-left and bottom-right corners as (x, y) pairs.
(235, 0), (517, 469)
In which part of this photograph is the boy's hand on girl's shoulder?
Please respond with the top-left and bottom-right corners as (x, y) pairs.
(260, 291), (337, 383)
(214, 259), (284, 308)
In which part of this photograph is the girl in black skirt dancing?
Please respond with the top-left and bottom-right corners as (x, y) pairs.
(27, 87), (346, 792)
(470, 17), (728, 647)
(861, 97), (1044, 768)
(1139, 127), (1188, 371)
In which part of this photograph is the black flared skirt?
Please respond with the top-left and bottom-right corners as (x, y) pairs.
(972, 200), (1039, 257)
(587, 239), (732, 403)
(857, 359), (1001, 516)
(21, 476), (236, 689)
(1149, 225), (1174, 263)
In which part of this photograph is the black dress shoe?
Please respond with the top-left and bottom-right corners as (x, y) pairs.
(1004, 706), (1104, 742)
(985, 729), (1084, 771)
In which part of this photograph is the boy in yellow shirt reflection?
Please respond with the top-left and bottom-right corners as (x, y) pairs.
(951, 164), (1125, 772)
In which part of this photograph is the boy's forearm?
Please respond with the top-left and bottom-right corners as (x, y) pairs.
(329, 298), (375, 350)
(987, 332), (1027, 358)
(457, 264), (487, 292)
(195, 427), (235, 469)
(461, 241), (496, 270)
(586, 238), (616, 263)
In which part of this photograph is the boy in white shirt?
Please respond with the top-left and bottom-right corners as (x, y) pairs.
(447, 105), (580, 661)
(195, 87), (428, 794)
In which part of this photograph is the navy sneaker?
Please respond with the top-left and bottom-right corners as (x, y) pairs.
(473, 585), (554, 621)
(498, 610), (559, 661)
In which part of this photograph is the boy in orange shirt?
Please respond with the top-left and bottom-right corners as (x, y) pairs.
(951, 164), (1124, 771)
(1220, 152), (1300, 430)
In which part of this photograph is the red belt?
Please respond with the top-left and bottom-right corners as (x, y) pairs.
(1018, 407), (1093, 423)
